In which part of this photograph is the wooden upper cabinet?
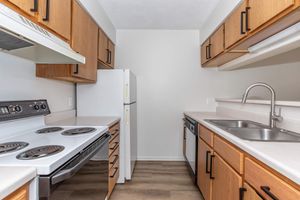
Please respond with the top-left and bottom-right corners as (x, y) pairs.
(212, 154), (242, 200)
(197, 138), (213, 200)
(210, 25), (224, 58)
(224, 0), (248, 49)
(6, 0), (37, 16)
(201, 39), (210, 65)
(71, 0), (98, 81)
(248, 0), (295, 32)
(98, 29), (109, 64)
(38, 0), (71, 40)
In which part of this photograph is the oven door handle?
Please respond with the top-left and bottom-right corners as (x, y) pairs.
(51, 134), (110, 185)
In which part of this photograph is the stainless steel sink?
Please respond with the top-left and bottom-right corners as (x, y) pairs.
(226, 128), (300, 142)
(205, 119), (266, 129)
(205, 119), (300, 142)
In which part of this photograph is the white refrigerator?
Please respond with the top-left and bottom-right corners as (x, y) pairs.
(77, 69), (137, 182)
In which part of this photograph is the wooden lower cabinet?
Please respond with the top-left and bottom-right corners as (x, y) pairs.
(243, 182), (263, 200)
(4, 184), (28, 200)
(197, 138), (213, 200)
(107, 122), (120, 198)
(212, 153), (242, 200)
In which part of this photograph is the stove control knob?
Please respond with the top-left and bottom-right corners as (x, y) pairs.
(33, 105), (40, 110)
(41, 104), (47, 109)
(15, 106), (22, 112)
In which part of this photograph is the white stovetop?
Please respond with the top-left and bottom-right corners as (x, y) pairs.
(0, 125), (108, 175)
(185, 111), (300, 185)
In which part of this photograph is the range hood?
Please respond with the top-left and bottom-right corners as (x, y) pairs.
(0, 4), (85, 64)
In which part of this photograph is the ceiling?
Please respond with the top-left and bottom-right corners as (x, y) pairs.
(97, 0), (220, 29)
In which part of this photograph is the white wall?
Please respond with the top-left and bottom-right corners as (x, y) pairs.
(116, 29), (300, 160)
(0, 53), (75, 113)
(79, 0), (116, 43)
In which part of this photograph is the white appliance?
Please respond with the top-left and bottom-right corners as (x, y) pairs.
(77, 69), (137, 182)
(0, 4), (85, 64)
(0, 100), (110, 199)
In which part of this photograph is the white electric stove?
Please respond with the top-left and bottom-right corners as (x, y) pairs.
(0, 100), (110, 200)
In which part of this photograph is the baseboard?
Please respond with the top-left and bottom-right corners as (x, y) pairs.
(137, 156), (185, 161)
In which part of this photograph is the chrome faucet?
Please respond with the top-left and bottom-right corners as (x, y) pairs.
(241, 82), (283, 128)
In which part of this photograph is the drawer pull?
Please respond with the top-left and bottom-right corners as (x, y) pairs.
(110, 142), (118, 150)
(110, 167), (118, 178)
(111, 129), (119, 136)
(239, 187), (247, 200)
(205, 151), (211, 174)
(261, 186), (279, 200)
(209, 155), (215, 179)
(30, 0), (38, 12)
(110, 155), (119, 165)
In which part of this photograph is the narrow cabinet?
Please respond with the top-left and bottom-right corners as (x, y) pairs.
(224, 0), (249, 49)
(210, 25), (224, 58)
(98, 28), (115, 69)
(38, 0), (71, 40)
(6, 0), (37, 16)
(212, 153), (242, 200)
(71, 0), (98, 81)
(248, 0), (295, 32)
(197, 138), (213, 200)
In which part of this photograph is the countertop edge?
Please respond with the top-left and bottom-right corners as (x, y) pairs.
(0, 167), (36, 199)
(184, 111), (300, 186)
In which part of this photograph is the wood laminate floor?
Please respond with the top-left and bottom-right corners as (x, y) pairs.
(110, 161), (203, 200)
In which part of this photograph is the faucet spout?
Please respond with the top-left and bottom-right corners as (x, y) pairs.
(241, 82), (282, 128)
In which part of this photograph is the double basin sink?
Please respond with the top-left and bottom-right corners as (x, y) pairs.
(205, 119), (300, 142)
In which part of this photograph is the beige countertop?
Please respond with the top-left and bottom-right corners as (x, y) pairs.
(0, 167), (36, 199)
(184, 111), (300, 185)
(48, 116), (120, 127)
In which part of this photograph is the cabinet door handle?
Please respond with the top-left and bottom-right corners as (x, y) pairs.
(109, 50), (112, 64)
(209, 155), (215, 179)
(110, 142), (119, 150)
(240, 11), (246, 34)
(239, 187), (247, 200)
(205, 45), (209, 59)
(43, 0), (50, 21)
(106, 49), (110, 63)
(74, 64), (79, 74)
(245, 7), (251, 31)
(110, 167), (118, 178)
(30, 0), (38, 12)
(208, 44), (212, 59)
(261, 186), (279, 200)
(205, 151), (211, 174)
(110, 155), (119, 165)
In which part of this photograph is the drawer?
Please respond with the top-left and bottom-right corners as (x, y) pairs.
(108, 166), (119, 196)
(4, 184), (28, 200)
(109, 122), (120, 136)
(245, 157), (300, 200)
(109, 146), (119, 169)
(199, 124), (214, 147)
(214, 135), (243, 174)
(109, 135), (119, 156)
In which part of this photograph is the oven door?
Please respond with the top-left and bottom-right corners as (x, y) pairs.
(39, 133), (110, 200)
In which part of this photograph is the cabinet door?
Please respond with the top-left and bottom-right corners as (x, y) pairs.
(212, 154), (242, 200)
(243, 182), (263, 200)
(98, 29), (109, 64)
(224, 0), (248, 49)
(71, 0), (98, 81)
(201, 39), (210, 65)
(38, 0), (71, 40)
(108, 40), (115, 68)
(197, 138), (213, 200)
(248, 0), (295, 32)
(7, 0), (36, 16)
(210, 25), (224, 58)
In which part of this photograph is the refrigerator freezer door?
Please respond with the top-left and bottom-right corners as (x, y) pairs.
(124, 69), (137, 104)
(124, 102), (137, 180)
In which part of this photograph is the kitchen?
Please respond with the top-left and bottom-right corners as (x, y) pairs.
(0, 0), (300, 200)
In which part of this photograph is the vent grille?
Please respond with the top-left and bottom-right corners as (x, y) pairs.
(0, 30), (33, 50)
(19, 15), (51, 37)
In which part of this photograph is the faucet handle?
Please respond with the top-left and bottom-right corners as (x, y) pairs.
(274, 107), (283, 123)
